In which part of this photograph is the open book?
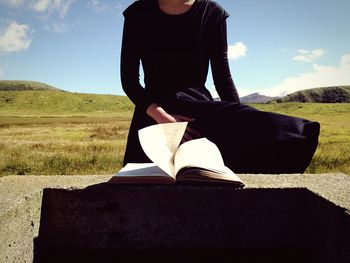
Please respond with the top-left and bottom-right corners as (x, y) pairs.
(111, 122), (244, 187)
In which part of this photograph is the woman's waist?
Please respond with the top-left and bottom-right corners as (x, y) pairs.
(145, 85), (214, 117)
(145, 84), (212, 99)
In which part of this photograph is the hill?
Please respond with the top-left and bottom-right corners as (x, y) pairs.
(274, 86), (350, 103)
(0, 80), (64, 92)
(240, 93), (277, 103)
(0, 80), (135, 115)
(0, 90), (134, 116)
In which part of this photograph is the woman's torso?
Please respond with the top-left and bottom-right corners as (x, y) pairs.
(124, 0), (227, 102)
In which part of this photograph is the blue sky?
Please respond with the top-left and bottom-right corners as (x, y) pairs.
(0, 0), (349, 97)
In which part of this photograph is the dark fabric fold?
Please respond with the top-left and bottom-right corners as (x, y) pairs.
(123, 88), (320, 174)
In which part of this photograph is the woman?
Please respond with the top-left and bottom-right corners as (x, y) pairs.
(120, 0), (320, 173)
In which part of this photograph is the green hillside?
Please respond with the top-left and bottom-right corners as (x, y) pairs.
(275, 86), (350, 103)
(0, 80), (64, 91)
(0, 90), (134, 116)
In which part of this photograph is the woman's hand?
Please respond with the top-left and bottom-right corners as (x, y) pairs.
(146, 103), (200, 142)
(146, 103), (191, 123)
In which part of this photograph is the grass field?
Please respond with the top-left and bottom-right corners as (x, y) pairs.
(0, 91), (349, 176)
(0, 115), (132, 176)
(253, 103), (350, 174)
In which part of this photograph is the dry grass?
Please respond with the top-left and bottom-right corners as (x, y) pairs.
(0, 116), (130, 176)
(0, 103), (349, 176)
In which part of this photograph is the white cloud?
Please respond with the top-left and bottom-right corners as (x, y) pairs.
(88, 0), (108, 12)
(293, 48), (325, 63)
(31, 0), (49, 13)
(0, 0), (77, 33)
(260, 53), (350, 97)
(0, 0), (23, 7)
(52, 0), (76, 18)
(340, 53), (350, 67)
(228, 42), (247, 60)
(87, 0), (123, 13)
(298, 49), (309, 55)
(312, 49), (324, 57)
(0, 0), (76, 18)
(44, 19), (78, 33)
(0, 21), (32, 53)
(51, 22), (72, 33)
(0, 66), (3, 79)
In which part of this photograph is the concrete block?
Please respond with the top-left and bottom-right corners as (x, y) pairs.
(0, 174), (349, 262)
(0, 175), (111, 263)
(34, 176), (350, 263)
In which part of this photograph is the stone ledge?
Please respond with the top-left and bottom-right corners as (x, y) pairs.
(0, 175), (112, 263)
(243, 173), (350, 213)
(0, 173), (349, 262)
(1, 173), (349, 217)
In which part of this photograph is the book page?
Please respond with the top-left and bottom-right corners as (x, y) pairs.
(111, 163), (175, 184)
(174, 138), (243, 184)
(175, 166), (243, 185)
(138, 122), (187, 178)
(174, 138), (226, 175)
(116, 163), (168, 177)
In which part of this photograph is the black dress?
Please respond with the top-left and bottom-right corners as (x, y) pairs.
(120, 0), (320, 174)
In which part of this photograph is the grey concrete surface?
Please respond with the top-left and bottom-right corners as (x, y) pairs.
(0, 173), (349, 262)
(0, 175), (111, 263)
(243, 173), (350, 213)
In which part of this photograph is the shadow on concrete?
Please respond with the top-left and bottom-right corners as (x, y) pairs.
(33, 183), (350, 262)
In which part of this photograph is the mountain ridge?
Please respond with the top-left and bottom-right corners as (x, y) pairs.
(239, 86), (350, 103)
(240, 93), (277, 103)
(273, 86), (350, 103)
(0, 80), (64, 92)
(1, 81), (350, 105)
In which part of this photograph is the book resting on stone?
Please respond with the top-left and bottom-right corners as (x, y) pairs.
(111, 122), (244, 187)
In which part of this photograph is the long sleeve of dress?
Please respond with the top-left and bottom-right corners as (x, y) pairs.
(209, 19), (240, 103)
(120, 15), (154, 112)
